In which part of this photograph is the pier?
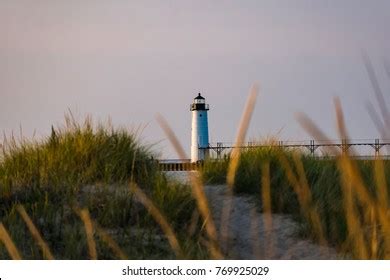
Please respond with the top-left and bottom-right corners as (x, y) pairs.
(204, 138), (390, 158)
(158, 138), (390, 170)
(158, 159), (203, 171)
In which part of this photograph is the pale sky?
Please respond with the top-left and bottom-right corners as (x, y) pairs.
(1, 0), (390, 157)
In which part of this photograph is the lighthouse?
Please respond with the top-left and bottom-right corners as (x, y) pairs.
(190, 93), (210, 162)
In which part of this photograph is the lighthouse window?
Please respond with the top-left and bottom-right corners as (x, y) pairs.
(195, 99), (205, 104)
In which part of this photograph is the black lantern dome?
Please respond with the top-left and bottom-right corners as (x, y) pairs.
(190, 93), (209, 111)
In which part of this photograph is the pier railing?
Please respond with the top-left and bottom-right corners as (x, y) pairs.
(203, 138), (390, 158)
(157, 139), (390, 171)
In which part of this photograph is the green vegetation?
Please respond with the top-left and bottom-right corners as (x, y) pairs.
(2, 112), (390, 260)
(0, 116), (207, 259)
(201, 147), (390, 259)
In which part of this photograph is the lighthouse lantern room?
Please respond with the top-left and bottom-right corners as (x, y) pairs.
(190, 93), (210, 162)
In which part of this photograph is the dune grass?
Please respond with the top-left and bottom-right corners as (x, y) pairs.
(3, 108), (390, 259)
(0, 116), (208, 259)
(0, 115), (156, 193)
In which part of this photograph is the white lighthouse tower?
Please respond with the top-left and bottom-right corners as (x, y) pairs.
(190, 93), (210, 162)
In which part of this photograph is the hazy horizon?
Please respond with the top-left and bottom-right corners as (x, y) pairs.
(1, 0), (390, 157)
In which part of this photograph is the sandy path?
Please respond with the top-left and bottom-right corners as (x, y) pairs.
(204, 185), (338, 259)
(166, 171), (339, 259)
